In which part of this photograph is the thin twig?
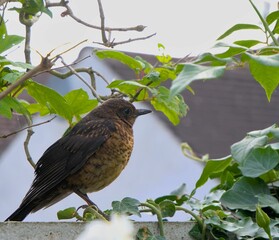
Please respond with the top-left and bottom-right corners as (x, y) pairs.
(97, 0), (108, 45)
(24, 25), (32, 64)
(93, 33), (156, 48)
(23, 117), (35, 169)
(59, 56), (103, 102)
(46, 0), (145, 32)
(0, 116), (56, 139)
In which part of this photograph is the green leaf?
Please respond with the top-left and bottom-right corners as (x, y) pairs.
(217, 23), (262, 40)
(0, 96), (31, 119)
(214, 42), (248, 58)
(112, 197), (141, 217)
(136, 227), (166, 240)
(194, 52), (232, 65)
(257, 193), (279, 213)
(0, 16), (7, 37)
(220, 177), (270, 211)
(26, 81), (73, 122)
(2, 72), (24, 83)
(189, 224), (203, 240)
(256, 205), (272, 240)
(170, 64), (225, 97)
(247, 124), (279, 138)
(0, 35), (25, 54)
(266, 10), (279, 25)
(64, 89), (98, 119)
(245, 52), (279, 101)
(231, 135), (268, 163)
(238, 147), (279, 178)
(95, 50), (143, 72)
(159, 200), (176, 218)
(107, 80), (150, 100)
(234, 40), (262, 48)
(0, 97), (13, 118)
(195, 156), (232, 190)
(57, 207), (76, 220)
(151, 86), (188, 125)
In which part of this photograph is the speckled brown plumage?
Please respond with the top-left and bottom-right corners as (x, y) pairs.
(5, 98), (151, 221)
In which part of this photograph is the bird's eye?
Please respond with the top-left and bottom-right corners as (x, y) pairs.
(123, 108), (132, 116)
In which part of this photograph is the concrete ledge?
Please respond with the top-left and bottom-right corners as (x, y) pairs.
(0, 221), (195, 240)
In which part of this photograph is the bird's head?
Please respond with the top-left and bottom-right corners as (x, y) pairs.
(94, 98), (152, 127)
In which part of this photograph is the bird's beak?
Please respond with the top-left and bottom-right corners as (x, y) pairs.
(136, 109), (152, 117)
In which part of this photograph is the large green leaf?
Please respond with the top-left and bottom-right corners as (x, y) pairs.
(64, 89), (98, 120)
(245, 53), (279, 101)
(220, 177), (270, 211)
(231, 135), (268, 163)
(239, 147), (279, 178)
(217, 24), (262, 40)
(95, 50), (143, 72)
(170, 64), (225, 97)
(26, 81), (72, 122)
(151, 86), (188, 125)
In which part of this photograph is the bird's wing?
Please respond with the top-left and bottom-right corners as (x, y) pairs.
(20, 118), (116, 204)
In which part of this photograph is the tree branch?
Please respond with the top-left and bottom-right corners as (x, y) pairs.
(59, 56), (103, 102)
(0, 56), (55, 100)
(0, 116), (56, 139)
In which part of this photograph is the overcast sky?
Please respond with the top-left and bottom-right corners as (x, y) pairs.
(5, 0), (279, 64)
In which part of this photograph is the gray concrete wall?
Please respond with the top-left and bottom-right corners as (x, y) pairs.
(0, 222), (195, 240)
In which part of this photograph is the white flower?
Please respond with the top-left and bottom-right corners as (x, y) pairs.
(76, 215), (134, 240)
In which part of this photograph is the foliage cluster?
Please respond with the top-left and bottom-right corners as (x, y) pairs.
(1, 0), (279, 239)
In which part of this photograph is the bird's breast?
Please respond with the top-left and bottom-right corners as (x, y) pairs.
(66, 121), (134, 193)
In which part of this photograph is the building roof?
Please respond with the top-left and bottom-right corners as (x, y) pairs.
(105, 51), (279, 158)
(1, 51), (279, 159)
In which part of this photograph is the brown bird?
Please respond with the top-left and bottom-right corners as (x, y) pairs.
(5, 98), (151, 221)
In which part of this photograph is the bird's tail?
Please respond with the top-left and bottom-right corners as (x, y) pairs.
(5, 203), (34, 221)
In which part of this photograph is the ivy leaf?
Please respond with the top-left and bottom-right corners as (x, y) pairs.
(256, 205), (272, 240)
(245, 52), (279, 101)
(231, 135), (268, 163)
(159, 200), (176, 218)
(220, 177), (270, 211)
(238, 147), (279, 178)
(111, 197), (141, 217)
(95, 50), (143, 72)
(258, 194), (279, 214)
(195, 156), (232, 190)
(136, 227), (166, 240)
(151, 86), (188, 125)
(57, 207), (76, 220)
(170, 64), (225, 97)
(217, 23), (262, 40)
